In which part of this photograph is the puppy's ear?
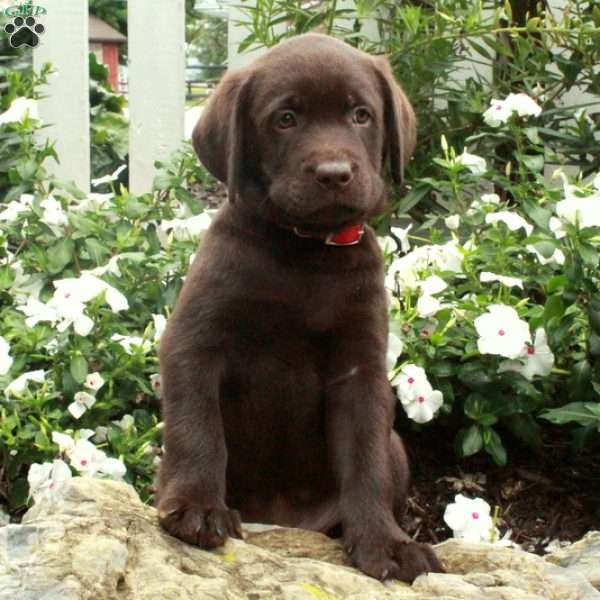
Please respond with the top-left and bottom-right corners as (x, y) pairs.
(192, 68), (254, 202)
(373, 56), (416, 185)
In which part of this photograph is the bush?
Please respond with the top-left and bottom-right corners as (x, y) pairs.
(1, 0), (600, 516)
(0, 97), (211, 511)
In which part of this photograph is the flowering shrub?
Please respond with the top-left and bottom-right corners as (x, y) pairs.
(0, 95), (211, 511)
(383, 94), (600, 464)
(1, 1), (600, 532)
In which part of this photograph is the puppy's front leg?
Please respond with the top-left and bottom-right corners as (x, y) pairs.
(326, 339), (443, 582)
(156, 342), (242, 548)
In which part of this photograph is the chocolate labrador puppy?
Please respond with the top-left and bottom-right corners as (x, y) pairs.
(157, 33), (443, 582)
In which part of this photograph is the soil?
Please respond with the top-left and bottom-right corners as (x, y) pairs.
(400, 422), (600, 553)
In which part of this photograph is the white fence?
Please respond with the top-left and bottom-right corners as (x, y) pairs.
(29, 0), (598, 195)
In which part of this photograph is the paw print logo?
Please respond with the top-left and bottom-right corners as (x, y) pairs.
(4, 16), (45, 48)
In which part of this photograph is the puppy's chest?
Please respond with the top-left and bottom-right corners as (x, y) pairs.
(302, 275), (371, 332)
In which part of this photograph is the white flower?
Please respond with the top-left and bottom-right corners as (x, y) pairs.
(483, 98), (513, 127)
(93, 426), (109, 443)
(152, 314), (167, 342)
(526, 244), (565, 266)
(111, 333), (152, 354)
(505, 93), (542, 118)
(386, 332), (404, 373)
(378, 235), (396, 255)
(419, 275), (447, 296)
(20, 292), (94, 337)
(390, 224), (412, 254)
(97, 457), (126, 479)
(91, 164), (127, 187)
(4, 369), (45, 397)
(7, 260), (44, 304)
(394, 364), (443, 424)
(0, 200), (29, 222)
(468, 193), (502, 215)
(0, 336), (13, 375)
(78, 428), (95, 441)
(84, 372), (105, 392)
(0, 97), (39, 125)
(417, 294), (443, 318)
(416, 274), (449, 317)
(385, 241), (463, 295)
(157, 212), (213, 246)
(113, 414), (135, 431)
(548, 216), (566, 239)
(51, 431), (75, 454)
(68, 391), (96, 419)
(445, 214), (460, 230)
(84, 255), (122, 278)
(474, 305), (531, 359)
(556, 193), (600, 230)
(74, 192), (114, 213)
(54, 274), (129, 313)
(69, 439), (107, 476)
(27, 459), (72, 505)
(498, 328), (554, 380)
(455, 151), (487, 175)
(444, 494), (497, 542)
(480, 272), (523, 289)
(40, 196), (68, 235)
(485, 211), (533, 236)
(483, 93), (541, 127)
(150, 374), (162, 397)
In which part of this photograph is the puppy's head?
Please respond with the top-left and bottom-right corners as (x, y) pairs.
(193, 33), (416, 231)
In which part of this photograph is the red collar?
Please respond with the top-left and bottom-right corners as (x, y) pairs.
(291, 223), (365, 246)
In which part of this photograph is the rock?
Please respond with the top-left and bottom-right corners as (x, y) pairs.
(546, 531), (600, 591)
(0, 477), (598, 600)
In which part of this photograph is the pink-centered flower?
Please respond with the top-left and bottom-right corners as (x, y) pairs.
(444, 494), (497, 542)
(394, 364), (443, 424)
(475, 305), (531, 359)
(498, 328), (554, 380)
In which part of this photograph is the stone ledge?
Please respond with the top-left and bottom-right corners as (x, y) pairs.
(0, 478), (598, 600)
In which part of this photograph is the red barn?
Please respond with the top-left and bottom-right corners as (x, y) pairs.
(89, 15), (126, 91)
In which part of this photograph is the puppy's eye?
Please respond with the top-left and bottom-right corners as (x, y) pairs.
(352, 107), (372, 125)
(276, 110), (297, 130)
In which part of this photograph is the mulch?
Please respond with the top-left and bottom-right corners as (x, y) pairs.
(400, 422), (600, 553)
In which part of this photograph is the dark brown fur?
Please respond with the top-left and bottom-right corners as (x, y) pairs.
(157, 33), (443, 582)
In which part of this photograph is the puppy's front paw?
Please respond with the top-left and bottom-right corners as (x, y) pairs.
(348, 530), (444, 583)
(158, 496), (243, 549)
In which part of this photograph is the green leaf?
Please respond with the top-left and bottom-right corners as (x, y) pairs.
(47, 239), (75, 274)
(483, 427), (507, 466)
(579, 243), (598, 268)
(570, 360), (593, 402)
(589, 297), (600, 335)
(0, 265), (16, 290)
(69, 355), (88, 384)
(543, 294), (565, 324)
(394, 184), (430, 214)
(457, 364), (493, 391)
(523, 127), (541, 145)
(540, 402), (600, 427)
(521, 155), (544, 173)
(505, 414), (542, 450)
(428, 361), (454, 377)
(85, 238), (110, 265)
(461, 424), (483, 456)
(464, 392), (499, 426)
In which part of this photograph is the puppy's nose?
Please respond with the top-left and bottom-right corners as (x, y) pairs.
(315, 161), (354, 190)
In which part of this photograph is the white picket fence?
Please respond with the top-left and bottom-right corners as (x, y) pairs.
(31, 0), (596, 195)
